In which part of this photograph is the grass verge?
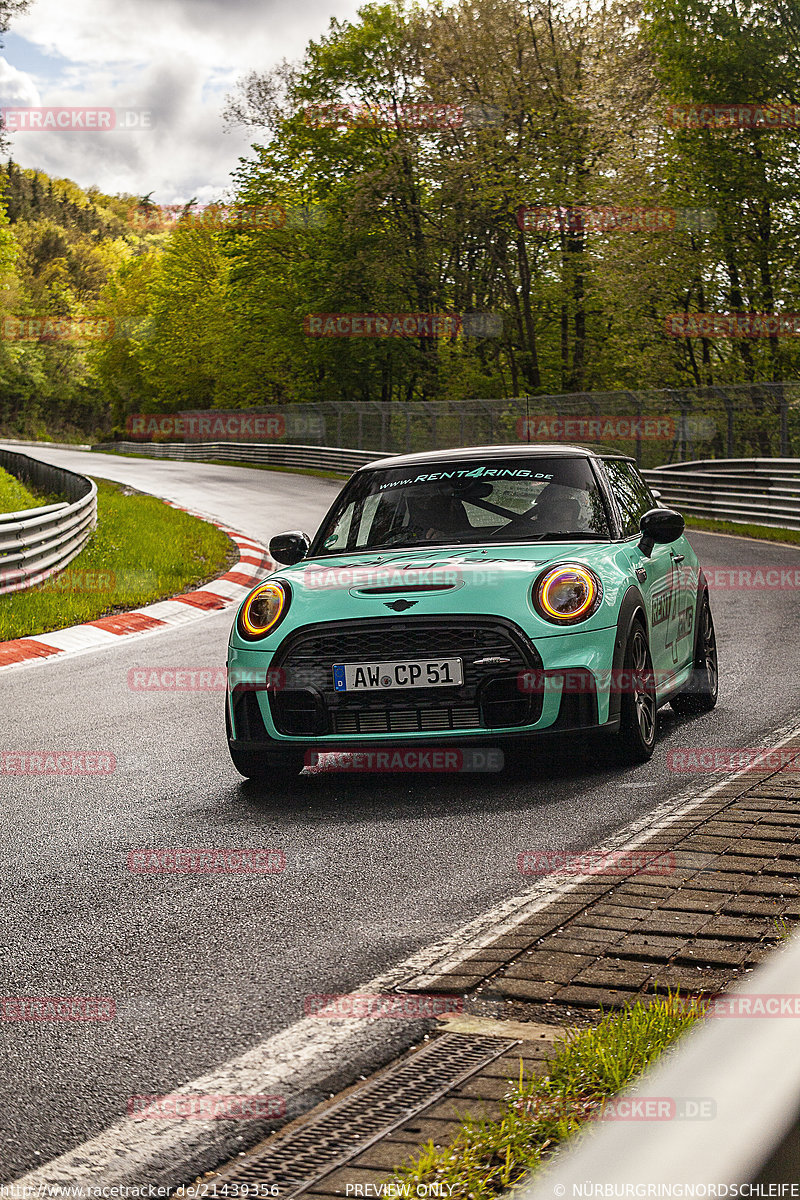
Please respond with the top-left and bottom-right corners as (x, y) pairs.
(391, 996), (703, 1198)
(0, 465), (47, 513)
(686, 517), (800, 545)
(0, 477), (234, 641)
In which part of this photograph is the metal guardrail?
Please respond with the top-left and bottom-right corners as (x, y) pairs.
(103, 442), (800, 531)
(0, 449), (97, 594)
(100, 441), (377, 473)
(0, 437), (93, 452)
(644, 458), (800, 530)
(520, 931), (800, 1194)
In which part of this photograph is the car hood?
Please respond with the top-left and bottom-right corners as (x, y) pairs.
(279, 543), (601, 593)
(229, 541), (630, 649)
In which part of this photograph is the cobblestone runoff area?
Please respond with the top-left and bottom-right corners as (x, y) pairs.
(200, 738), (800, 1197)
(413, 749), (800, 1010)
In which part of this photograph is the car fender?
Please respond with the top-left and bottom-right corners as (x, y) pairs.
(607, 584), (649, 724)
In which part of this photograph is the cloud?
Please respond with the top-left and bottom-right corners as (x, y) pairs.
(0, 56), (40, 105)
(3, 0), (362, 201)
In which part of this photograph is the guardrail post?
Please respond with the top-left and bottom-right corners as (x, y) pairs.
(629, 390), (642, 466)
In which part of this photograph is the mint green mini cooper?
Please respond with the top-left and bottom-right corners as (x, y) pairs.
(226, 445), (718, 779)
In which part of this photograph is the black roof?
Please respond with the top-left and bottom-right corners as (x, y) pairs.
(359, 443), (633, 472)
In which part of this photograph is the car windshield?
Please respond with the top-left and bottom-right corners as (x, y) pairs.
(312, 456), (611, 554)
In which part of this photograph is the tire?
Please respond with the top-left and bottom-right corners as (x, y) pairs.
(670, 593), (718, 716)
(613, 620), (657, 763)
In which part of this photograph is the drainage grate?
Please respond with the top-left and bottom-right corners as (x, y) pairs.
(203, 1032), (519, 1196)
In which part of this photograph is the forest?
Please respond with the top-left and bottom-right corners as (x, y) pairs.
(0, 0), (798, 440)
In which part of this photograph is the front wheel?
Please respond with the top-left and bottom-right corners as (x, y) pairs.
(613, 621), (657, 764)
(670, 593), (718, 716)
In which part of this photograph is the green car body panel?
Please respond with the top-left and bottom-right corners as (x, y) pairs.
(226, 445), (709, 764)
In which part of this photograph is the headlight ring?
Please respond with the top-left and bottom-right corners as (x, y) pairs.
(533, 564), (602, 625)
(237, 580), (290, 640)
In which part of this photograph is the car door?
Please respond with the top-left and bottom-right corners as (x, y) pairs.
(601, 458), (683, 686)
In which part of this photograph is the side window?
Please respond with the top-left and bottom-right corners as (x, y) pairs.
(603, 460), (655, 537)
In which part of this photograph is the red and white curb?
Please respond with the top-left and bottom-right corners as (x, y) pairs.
(0, 503), (273, 672)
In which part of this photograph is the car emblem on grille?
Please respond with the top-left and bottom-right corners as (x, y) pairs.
(473, 656), (511, 666)
(384, 599), (418, 611)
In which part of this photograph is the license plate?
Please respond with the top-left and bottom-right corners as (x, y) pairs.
(332, 658), (464, 692)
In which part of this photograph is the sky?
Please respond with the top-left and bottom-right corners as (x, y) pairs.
(0, 0), (362, 205)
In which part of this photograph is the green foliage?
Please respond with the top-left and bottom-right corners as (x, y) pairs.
(3, 0), (800, 435)
(686, 517), (800, 544)
(0, 463), (40, 512)
(391, 995), (704, 1198)
(0, 162), (148, 441)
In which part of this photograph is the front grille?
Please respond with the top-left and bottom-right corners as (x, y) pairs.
(269, 617), (543, 736)
(332, 705), (482, 735)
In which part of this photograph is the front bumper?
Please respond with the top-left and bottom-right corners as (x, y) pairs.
(228, 615), (619, 751)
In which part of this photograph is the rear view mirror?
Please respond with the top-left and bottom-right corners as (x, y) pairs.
(269, 530), (310, 565)
(638, 507), (684, 557)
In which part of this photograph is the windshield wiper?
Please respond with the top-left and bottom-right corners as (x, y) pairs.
(525, 532), (607, 541)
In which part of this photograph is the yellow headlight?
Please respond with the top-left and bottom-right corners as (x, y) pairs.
(238, 581), (288, 639)
(535, 565), (601, 624)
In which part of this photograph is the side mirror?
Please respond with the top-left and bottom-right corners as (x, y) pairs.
(638, 507), (684, 557)
(269, 530), (310, 565)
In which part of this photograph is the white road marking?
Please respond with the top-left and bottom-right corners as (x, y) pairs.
(12, 718), (800, 1191)
(31, 626), (120, 651)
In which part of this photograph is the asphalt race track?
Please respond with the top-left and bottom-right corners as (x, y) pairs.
(2, 447), (799, 1181)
